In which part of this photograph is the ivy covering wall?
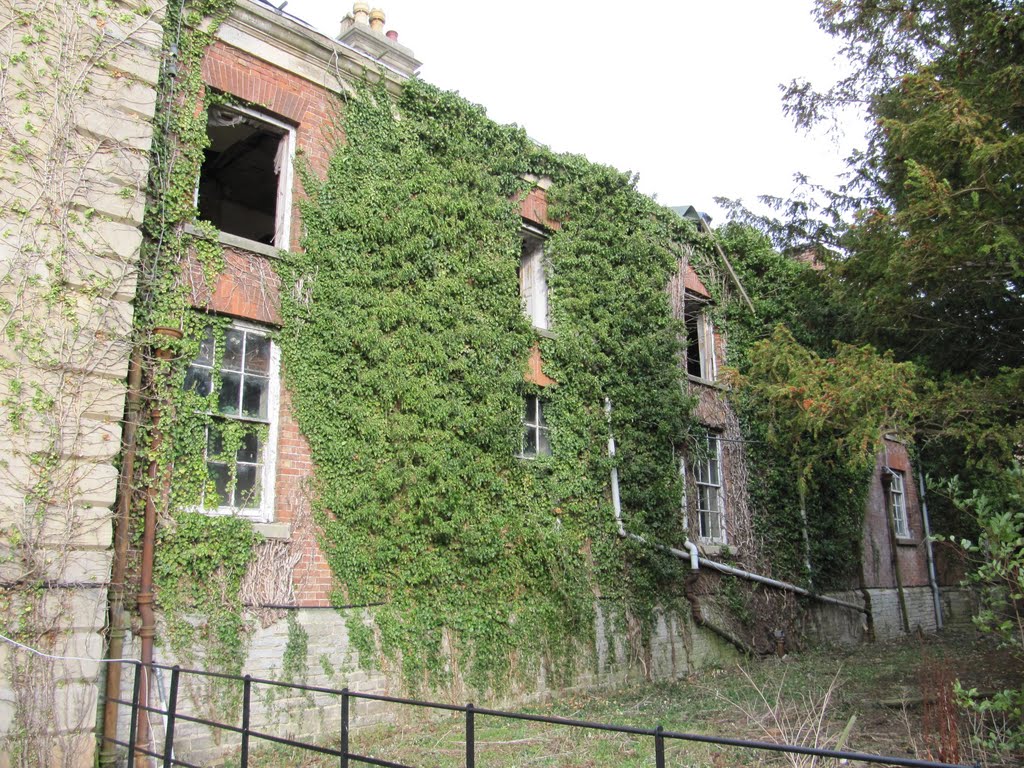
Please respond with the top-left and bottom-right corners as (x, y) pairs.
(277, 81), (712, 690)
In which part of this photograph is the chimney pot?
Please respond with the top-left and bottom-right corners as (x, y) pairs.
(386, 29), (398, 41)
(353, 2), (369, 25)
(369, 8), (385, 32)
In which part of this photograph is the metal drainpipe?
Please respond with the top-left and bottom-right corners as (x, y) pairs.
(918, 469), (944, 630)
(604, 399), (865, 614)
(99, 346), (143, 765)
(136, 330), (180, 762)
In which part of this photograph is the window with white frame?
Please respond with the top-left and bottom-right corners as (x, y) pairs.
(684, 302), (716, 382)
(519, 228), (549, 330)
(694, 433), (725, 543)
(198, 104), (294, 248)
(888, 469), (910, 538)
(183, 323), (279, 520)
(520, 394), (551, 458)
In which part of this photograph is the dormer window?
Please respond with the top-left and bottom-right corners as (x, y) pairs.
(520, 226), (549, 331)
(198, 105), (294, 248)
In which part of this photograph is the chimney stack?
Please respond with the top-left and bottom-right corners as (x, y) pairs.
(336, 2), (422, 78)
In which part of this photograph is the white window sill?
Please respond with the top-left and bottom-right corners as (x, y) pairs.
(184, 223), (286, 260)
(698, 541), (726, 555)
(533, 326), (557, 340)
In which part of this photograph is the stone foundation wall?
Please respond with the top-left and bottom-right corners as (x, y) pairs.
(110, 603), (738, 764)
(806, 586), (977, 647)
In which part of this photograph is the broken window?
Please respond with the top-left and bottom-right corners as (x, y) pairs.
(521, 394), (551, 458)
(888, 469), (910, 538)
(684, 302), (716, 382)
(694, 433), (725, 543)
(183, 322), (279, 520)
(520, 227), (549, 330)
(198, 105), (293, 247)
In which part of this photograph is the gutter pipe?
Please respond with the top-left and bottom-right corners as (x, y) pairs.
(99, 346), (143, 765)
(136, 330), (180, 761)
(918, 470), (944, 630)
(604, 399), (866, 615)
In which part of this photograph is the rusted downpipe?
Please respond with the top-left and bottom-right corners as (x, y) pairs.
(136, 329), (181, 762)
(99, 345), (143, 765)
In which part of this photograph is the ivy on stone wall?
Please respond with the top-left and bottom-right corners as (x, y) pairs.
(277, 80), (708, 690)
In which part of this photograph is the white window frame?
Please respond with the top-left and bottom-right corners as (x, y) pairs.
(888, 469), (910, 539)
(185, 320), (280, 522)
(520, 227), (550, 331)
(684, 302), (717, 383)
(520, 394), (551, 458)
(694, 433), (726, 544)
(198, 103), (296, 250)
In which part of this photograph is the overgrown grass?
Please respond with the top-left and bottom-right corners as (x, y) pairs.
(241, 630), (1022, 767)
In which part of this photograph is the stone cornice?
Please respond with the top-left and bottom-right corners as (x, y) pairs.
(219, 0), (420, 97)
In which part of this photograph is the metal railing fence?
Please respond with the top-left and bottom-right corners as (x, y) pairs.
(103, 659), (975, 768)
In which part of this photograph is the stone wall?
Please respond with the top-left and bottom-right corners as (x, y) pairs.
(0, 1), (163, 764)
(112, 603), (738, 764)
(807, 586), (977, 646)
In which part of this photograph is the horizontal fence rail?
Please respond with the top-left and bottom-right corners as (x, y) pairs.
(102, 659), (975, 768)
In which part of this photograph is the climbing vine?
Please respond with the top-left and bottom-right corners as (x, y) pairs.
(130, 0), (259, 712)
(277, 80), (708, 691)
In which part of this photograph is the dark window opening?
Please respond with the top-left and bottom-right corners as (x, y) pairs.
(684, 309), (703, 378)
(198, 106), (288, 246)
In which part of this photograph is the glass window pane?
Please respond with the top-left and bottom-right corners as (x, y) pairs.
(218, 372), (242, 415)
(234, 464), (260, 508)
(537, 426), (551, 456)
(207, 427), (224, 459)
(195, 329), (215, 366)
(242, 376), (269, 419)
(184, 366), (213, 397)
(524, 395), (536, 424)
(244, 334), (271, 374)
(523, 426), (537, 456)
(207, 462), (230, 507)
(222, 329), (244, 371)
(237, 430), (261, 463)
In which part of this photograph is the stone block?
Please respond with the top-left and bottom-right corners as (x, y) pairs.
(71, 177), (145, 226)
(85, 67), (159, 121)
(102, 43), (161, 87)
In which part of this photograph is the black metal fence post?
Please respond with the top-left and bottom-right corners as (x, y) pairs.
(162, 666), (180, 768)
(655, 725), (665, 768)
(341, 687), (350, 768)
(241, 675), (252, 768)
(465, 702), (475, 768)
(127, 663), (141, 768)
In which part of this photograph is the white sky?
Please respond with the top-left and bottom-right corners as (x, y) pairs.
(280, 0), (861, 223)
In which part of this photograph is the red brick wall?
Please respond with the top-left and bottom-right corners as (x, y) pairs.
(201, 41), (343, 250)
(274, 386), (335, 607)
(185, 41), (341, 607)
(519, 186), (560, 231)
(185, 246), (282, 325)
(861, 439), (930, 589)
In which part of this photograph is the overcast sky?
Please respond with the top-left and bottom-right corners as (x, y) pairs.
(280, 0), (861, 224)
